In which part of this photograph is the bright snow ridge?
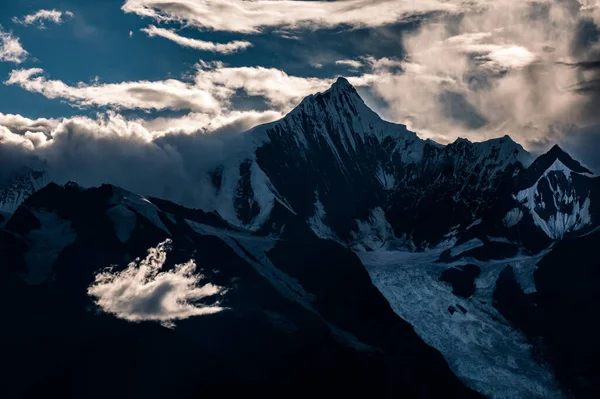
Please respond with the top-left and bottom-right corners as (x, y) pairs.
(516, 158), (592, 238)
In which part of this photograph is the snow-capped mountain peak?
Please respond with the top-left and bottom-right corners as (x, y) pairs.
(512, 145), (598, 239)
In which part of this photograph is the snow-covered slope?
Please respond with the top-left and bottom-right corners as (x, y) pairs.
(506, 145), (599, 240)
(0, 168), (47, 214)
(359, 243), (561, 399)
(211, 78), (534, 249)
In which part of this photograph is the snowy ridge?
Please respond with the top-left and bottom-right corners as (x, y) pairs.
(516, 158), (593, 239)
(110, 186), (170, 235)
(250, 77), (425, 169)
(22, 210), (77, 285)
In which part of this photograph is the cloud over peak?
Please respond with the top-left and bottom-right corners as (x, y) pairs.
(4, 62), (333, 116)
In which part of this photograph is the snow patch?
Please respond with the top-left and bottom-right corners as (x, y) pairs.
(106, 204), (137, 243)
(516, 159), (593, 239)
(376, 166), (396, 190)
(247, 160), (275, 230)
(22, 210), (77, 285)
(110, 187), (170, 235)
(350, 207), (394, 251)
(467, 218), (482, 230)
(503, 208), (523, 228)
(307, 193), (339, 241)
(449, 238), (484, 258)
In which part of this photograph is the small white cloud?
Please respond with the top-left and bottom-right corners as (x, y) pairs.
(88, 239), (225, 326)
(129, 30), (133, 38)
(141, 25), (252, 54)
(335, 59), (363, 70)
(13, 9), (74, 28)
(0, 27), (28, 64)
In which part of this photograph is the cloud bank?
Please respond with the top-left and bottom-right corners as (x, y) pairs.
(121, 0), (459, 33)
(344, 0), (600, 152)
(88, 239), (225, 326)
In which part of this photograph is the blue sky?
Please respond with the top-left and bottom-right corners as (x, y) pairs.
(1, 0), (600, 173)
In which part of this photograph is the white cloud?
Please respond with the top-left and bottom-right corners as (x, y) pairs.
(88, 239), (225, 326)
(141, 25), (252, 54)
(13, 9), (74, 28)
(0, 113), (58, 135)
(5, 63), (333, 114)
(0, 27), (28, 64)
(344, 1), (600, 147)
(193, 62), (333, 109)
(335, 59), (364, 70)
(6, 68), (222, 113)
(121, 0), (461, 33)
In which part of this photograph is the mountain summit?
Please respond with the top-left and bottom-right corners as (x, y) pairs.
(1, 79), (596, 250)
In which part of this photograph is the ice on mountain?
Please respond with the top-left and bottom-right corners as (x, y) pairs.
(247, 160), (276, 230)
(307, 193), (339, 241)
(359, 247), (561, 399)
(516, 159), (593, 238)
(503, 208), (524, 228)
(23, 210), (77, 285)
(110, 187), (170, 235)
(376, 166), (396, 190)
(449, 238), (484, 258)
(106, 204), (137, 243)
(466, 219), (482, 230)
(350, 207), (395, 251)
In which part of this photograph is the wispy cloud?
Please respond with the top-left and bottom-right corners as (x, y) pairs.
(13, 9), (74, 28)
(5, 63), (332, 114)
(88, 239), (225, 327)
(141, 25), (252, 54)
(5, 68), (222, 112)
(335, 59), (363, 71)
(121, 0), (460, 33)
(0, 27), (28, 64)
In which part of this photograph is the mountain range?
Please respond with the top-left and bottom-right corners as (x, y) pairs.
(1, 78), (599, 398)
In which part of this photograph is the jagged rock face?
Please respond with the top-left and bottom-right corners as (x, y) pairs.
(252, 78), (533, 247)
(387, 136), (530, 246)
(254, 78), (418, 241)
